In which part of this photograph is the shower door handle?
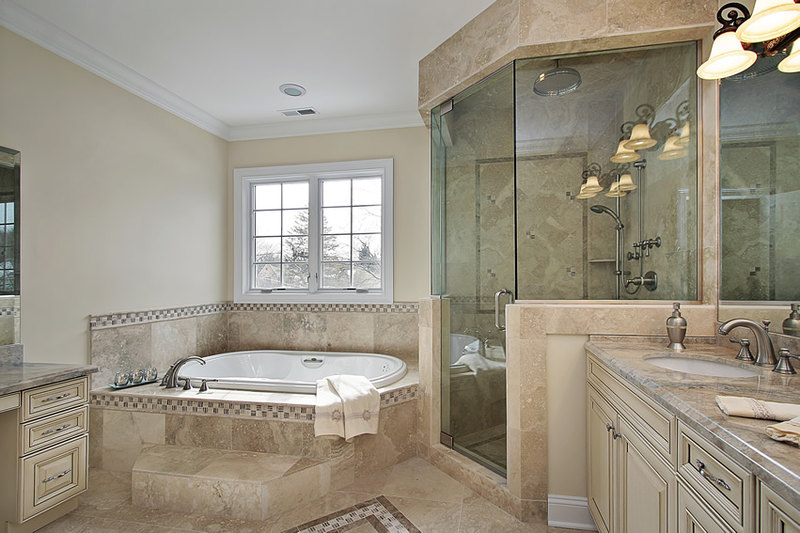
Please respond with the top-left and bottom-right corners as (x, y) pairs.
(494, 289), (515, 331)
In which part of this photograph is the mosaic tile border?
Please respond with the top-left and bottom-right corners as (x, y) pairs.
(0, 306), (19, 317)
(281, 495), (421, 533)
(90, 385), (417, 421)
(90, 302), (419, 329)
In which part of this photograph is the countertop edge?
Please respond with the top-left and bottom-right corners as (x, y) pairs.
(0, 364), (98, 396)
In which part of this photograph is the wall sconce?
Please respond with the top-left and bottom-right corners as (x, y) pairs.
(610, 140), (641, 163)
(577, 163), (603, 199)
(618, 173), (637, 191)
(698, 1), (800, 79)
(614, 102), (690, 161)
(577, 164), (632, 199)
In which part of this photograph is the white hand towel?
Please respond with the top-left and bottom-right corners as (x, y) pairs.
(454, 352), (506, 404)
(716, 395), (800, 421)
(327, 375), (380, 440)
(314, 377), (345, 438)
(766, 416), (800, 446)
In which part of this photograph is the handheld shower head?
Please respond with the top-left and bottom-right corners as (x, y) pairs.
(590, 205), (624, 229)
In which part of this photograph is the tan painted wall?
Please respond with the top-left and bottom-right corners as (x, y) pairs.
(0, 28), (229, 364)
(546, 334), (590, 497)
(227, 127), (431, 302)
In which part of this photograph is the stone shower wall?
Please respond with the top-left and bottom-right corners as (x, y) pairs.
(90, 302), (419, 388)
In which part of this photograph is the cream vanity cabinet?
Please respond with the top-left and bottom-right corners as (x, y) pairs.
(587, 354), (677, 533)
(0, 376), (89, 533)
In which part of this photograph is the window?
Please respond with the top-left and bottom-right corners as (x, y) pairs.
(234, 159), (393, 303)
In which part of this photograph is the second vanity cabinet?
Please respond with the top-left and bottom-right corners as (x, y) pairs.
(587, 350), (800, 533)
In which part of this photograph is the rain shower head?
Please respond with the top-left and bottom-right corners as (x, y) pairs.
(590, 205), (624, 229)
(533, 65), (581, 96)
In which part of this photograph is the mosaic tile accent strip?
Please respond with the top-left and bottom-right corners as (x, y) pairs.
(0, 306), (19, 317)
(90, 302), (419, 329)
(281, 495), (421, 533)
(90, 385), (417, 421)
(90, 303), (229, 329)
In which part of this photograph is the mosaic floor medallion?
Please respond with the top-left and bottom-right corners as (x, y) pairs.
(281, 496), (421, 533)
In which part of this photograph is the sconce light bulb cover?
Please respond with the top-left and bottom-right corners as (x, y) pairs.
(576, 183), (598, 199)
(736, 0), (800, 43)
(617, 174), (638, 191)
(778, 39), (800, 72)
(623, 123), (658, 150)
(675, 121), (691, 147)
(583, 175), (603, 193)
(610, 140), (642, 163)
(698, 31), (758, 79)
(658, 136), (689, 160)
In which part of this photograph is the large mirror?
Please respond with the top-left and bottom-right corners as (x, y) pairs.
(0, 147), (20, 346)
(718, 54), (800, 333)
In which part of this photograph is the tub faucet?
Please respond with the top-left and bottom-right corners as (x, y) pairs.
(718, 318), (777, 367)
(164, 356), (206, 389)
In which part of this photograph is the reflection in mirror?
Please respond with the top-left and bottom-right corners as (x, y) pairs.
(718, 55), (800, 334)
(0, 147), (20, 345)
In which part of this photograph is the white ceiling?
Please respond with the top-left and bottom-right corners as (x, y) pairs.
(0, 0), (494, 140)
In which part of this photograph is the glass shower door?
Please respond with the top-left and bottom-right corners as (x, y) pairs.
(432, 65), (515, 475)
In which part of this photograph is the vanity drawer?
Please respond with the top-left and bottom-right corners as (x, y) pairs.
(19, 434), (87, 521)
(20, 405), (88, 455)
(587, 355), (676, 464)
(678, 422), (752, 531)
(21, 377), (87, 422)
(0, 391), (20, 413)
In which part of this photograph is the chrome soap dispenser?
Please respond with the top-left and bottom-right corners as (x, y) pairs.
(666, 302), (687, 351)
(783, 304), (800, 337)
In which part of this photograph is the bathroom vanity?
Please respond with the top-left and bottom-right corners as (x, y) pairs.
(0, 364), (96, 533)
(586, 338), (800, 533)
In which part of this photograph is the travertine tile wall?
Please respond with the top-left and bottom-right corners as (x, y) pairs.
(90, 304), (419, 387)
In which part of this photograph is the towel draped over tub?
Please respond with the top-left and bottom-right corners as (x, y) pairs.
(314, 375), (380, 440)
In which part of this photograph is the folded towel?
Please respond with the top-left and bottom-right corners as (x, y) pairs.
(716, 396), (800, 421)
(314, 377), (345, 438)
(314, 375), (379, 440)
(767, 416), (800, 446)
(454, 352), (506, 403)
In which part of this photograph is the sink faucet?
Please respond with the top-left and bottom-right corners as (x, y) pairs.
(163, 356), (206, 389)
(718, 319), (777, 367)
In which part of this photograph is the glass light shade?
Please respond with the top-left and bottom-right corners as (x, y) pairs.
(605, 182), (626, 197)
(610, 140), (641, 163)
(697, 31), (758, 79)
(583, 175), (603, 193)
(576, 183), (597, 199)
(658, 135), (689, 160)
(617, 174), (637, 191)
(736, 0), (800, 43)
(675, 121), (691, 147)
(623, 123), (658, 150)
(779, 39), (800, 72)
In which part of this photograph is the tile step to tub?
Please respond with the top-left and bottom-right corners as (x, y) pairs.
(131, 445), (331, 521)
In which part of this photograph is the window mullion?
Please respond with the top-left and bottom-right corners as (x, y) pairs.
(308, 175), (321, 294)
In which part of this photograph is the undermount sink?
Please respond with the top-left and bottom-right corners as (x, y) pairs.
(645, 355), (760, 378)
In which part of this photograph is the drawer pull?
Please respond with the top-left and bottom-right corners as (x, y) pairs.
(606, 423), (621, 440)
(42, 468), (72, 483)
(41, 393), (71, 403)
(695, 460), (731, 491)
(40, 424), (72, 436)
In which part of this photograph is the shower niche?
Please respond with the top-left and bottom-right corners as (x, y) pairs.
(431, 41), (699, 474)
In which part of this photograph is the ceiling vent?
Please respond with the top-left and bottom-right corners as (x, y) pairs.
(280, 108), (318, 117)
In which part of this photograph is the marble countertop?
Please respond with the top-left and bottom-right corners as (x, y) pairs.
(0, 362), (98, 396)
(586, 335), (800, 509)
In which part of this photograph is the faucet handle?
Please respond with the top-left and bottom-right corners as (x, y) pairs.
(773, 348), (800, 375)
(182, 377), (193, 391)
(199, 379), (218, 393)
(763, 319), (772, 332)
(732, 338), (755, 362)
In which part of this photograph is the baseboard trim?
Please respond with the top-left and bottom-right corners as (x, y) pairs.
(548, 494), (597, 531)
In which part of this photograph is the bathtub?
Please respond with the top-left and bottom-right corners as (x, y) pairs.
(177, 350), (407, 393)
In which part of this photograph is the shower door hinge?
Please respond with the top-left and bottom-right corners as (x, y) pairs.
(440, 431), (454, 448)
(440, 99), (453, 115)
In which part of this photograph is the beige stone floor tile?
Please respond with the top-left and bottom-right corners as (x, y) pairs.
(195, 450), (301, 481)
(458, 493), (546, 533)
(382, 457), (473, 504)
(338, 464), (393, 493)
(35, 513), (95, 533)
(387, 495), (463, 533)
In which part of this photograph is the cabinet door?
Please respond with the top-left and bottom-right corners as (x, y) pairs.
(760, 483), (800, 533)
(588, 384), (616, 533)
(617, 416), (674, 533)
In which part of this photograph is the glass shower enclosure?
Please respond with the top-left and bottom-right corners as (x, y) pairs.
(431, 42), (699, 474)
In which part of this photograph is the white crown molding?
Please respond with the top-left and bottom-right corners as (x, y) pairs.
(548, 495), (597, 531)
(227, 111), (424, 141)
(0, 0), (425, 142)
(0, 0), (232, 140)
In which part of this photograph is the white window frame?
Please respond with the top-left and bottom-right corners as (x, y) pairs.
(234, 158), (393, 304)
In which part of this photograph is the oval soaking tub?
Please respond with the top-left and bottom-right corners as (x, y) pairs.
(177, 350), (407, 393)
